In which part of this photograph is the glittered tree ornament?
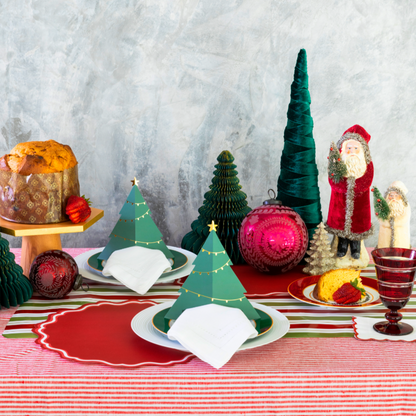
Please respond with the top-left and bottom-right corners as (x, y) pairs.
(303, 222), (336, 276)
(238, 193), (309, 274)
(328, 142), (347, 183)
(29, 250), (84, 299)
(277, 49), (322, 241)
(181, 150), (251, 264)
(372, 186), (390, 221)
(98, 178), (174, 262)
(167, 221), (262, 330)
(0, 234), (33, 308)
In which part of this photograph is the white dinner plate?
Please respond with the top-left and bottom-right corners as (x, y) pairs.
(75, 246), (196, 285)
(131, 301), (290, 352)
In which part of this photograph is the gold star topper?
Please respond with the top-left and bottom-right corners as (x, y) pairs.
(131, 177), (139, 187)
(208, 220), (218, 232)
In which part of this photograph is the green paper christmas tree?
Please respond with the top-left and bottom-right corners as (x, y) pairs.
(328, 142), (347, 184)
(277, 49), (322, 241)
(98, 178), (174, 262)
(372, 186), (390, 221)
(0, 235), (33, 309)
(167, 221), (262, 330)
(181, 150), (251, 264)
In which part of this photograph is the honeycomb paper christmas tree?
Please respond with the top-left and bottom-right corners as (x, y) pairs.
(166, 221), (262, 331)
(303, 222), (335, 275)
(98, 178), (174, 262)
(0, 234), (33, 309)
(181, 150), (251, 264)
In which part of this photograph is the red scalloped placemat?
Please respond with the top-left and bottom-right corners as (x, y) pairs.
(33, 300), (194, 367)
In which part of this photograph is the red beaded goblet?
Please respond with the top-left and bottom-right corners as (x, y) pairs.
(372, 248), (416, 336)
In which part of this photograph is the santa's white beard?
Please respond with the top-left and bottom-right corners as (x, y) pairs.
(342, 152), (367, 178)
(388, 198), (406, 218)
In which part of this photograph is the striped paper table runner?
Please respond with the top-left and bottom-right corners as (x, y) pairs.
(4, 251), (416, 339)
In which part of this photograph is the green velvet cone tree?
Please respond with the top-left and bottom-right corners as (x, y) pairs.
(373, 186), (390, 221)
(167, 222), (261, 330)
(98, 179), (174, 262)
(277, 49), (322, 241)
(0, 235), (33, 309)
(181, 150), (251, 264)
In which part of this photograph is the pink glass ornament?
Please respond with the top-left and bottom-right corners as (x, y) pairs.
(238, 197), (308, 274)
(29, 250), (83, 299)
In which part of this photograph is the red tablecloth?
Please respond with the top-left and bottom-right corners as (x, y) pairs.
(1, 248), (415, 416)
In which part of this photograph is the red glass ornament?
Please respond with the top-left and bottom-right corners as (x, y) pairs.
(29, 250), (83, 299)
(238, 197), (308, 274)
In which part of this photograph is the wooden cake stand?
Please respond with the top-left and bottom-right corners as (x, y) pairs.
(0, 207), (104, 277)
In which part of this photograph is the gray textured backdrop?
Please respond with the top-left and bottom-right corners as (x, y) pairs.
(1, 0), (415, 249)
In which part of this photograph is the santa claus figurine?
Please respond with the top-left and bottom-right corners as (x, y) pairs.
(377, 181), (411, 248)
(326, 125), (374, 260)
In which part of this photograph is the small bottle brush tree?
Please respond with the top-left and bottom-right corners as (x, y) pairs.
(303, 222), (335, 275)
(328, 142), (347, 183)
(372, 186), (390, 220)
(181, 150), (251, 264)
(277, 48), (322, 242)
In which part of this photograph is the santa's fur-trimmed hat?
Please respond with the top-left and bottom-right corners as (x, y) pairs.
(385, 180), (409, 206)
(337, 124), (372, 165)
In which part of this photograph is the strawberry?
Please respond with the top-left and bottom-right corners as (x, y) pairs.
(66, 195), (92, 223)
(333, 278), (366, 304)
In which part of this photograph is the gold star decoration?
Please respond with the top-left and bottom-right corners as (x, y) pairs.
(208, 220), (218, 232)
(131, 177), (139, 187)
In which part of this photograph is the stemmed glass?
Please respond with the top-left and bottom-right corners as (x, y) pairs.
(372, 248), (416, 336)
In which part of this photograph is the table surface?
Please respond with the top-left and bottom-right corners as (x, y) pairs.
(1, 248), (415, 416)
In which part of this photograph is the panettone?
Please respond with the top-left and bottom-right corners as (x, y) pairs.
(0, 140), (77, 175)
(313, 269), (365, 303)
(0, 140), (80, 224)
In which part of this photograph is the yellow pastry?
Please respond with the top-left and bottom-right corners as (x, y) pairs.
(313, 269), (365, 303)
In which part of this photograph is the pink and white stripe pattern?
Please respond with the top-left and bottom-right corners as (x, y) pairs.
(1, 373), (416, 415)
(0, 337), (416, 415)
(2, 249), (416, 415)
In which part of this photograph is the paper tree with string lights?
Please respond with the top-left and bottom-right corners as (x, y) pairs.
(98, 178), (174, 262)
(165, 221), (261, 330)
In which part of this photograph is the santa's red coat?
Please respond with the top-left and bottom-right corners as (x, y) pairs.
(327, 162), (374, 240)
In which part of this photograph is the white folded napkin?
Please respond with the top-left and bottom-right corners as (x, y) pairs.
(167, 303), (258, 369)
(353, 316), (416, 342)
(102, 246), (172, 294)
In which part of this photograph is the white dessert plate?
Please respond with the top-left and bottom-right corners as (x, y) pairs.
(131, 301), (290, 352)
(75, 246), (196, 285)
(288, 275), (382, 309)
